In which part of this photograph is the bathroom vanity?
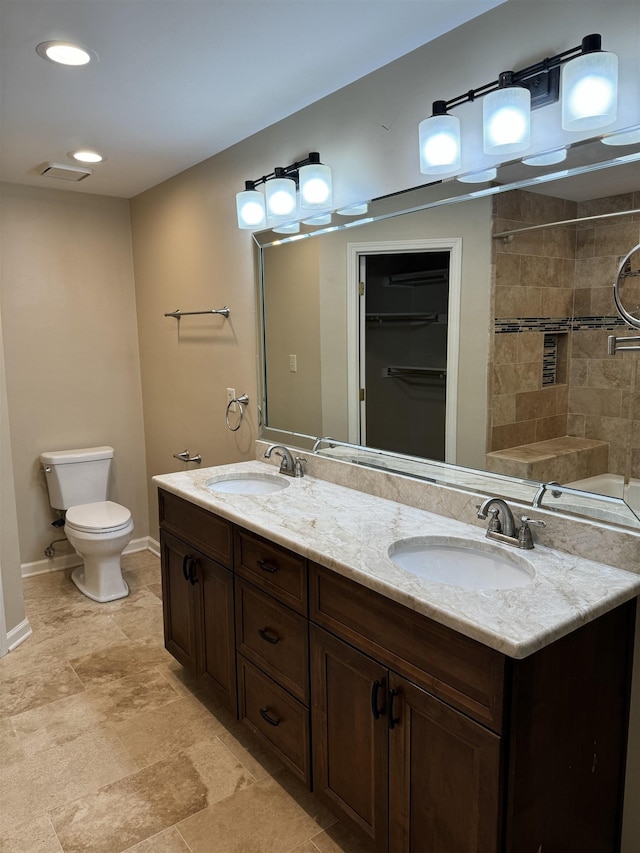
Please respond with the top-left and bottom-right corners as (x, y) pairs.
(155, 462), (640, 853)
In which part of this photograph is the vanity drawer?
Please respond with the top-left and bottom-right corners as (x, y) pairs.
(309, 563), (505, 732)
(237, 655), (311, 785)
(159, 490), (232, 568)
(235, 529), (307, 614)
(235, 578), (309, 704)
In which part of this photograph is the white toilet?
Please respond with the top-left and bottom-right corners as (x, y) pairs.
(40, 446), (133, 602)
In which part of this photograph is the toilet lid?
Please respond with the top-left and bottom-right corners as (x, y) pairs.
(65, 501), (132, 533)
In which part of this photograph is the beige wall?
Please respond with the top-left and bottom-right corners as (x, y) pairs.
(0, 184), (148, 567)
(0, 299), (24, 638)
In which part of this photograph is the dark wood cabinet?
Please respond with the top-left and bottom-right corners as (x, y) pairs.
(311, 624), (389, 850)
(388, 672), (501, 853)
(159, 489), (636, 853)
(159, 492), (236, 714)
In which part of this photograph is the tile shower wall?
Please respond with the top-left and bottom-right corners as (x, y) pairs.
(490, 190), (577, 453)
(489, 189), (640, 481)
(570, 192), (640, 476)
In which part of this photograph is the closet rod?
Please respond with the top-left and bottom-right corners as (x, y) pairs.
(494, 208), (640, 242)
(164, 306), (230, 319)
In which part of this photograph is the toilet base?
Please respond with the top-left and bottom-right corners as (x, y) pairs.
(72, 564), (129, 603)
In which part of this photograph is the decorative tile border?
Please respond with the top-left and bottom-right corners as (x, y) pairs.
(495, 315), (626, 334)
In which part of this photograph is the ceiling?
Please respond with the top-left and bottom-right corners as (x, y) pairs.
(0, 0), (506, 199)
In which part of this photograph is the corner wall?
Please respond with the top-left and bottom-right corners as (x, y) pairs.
(0, 184), (149, 569)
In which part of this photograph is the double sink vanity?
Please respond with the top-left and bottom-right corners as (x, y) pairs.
(154, 453), (640, 852)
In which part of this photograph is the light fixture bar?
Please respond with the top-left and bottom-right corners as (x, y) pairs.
(440, 36), (602, 113)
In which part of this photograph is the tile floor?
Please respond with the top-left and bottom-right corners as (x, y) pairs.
(0, 551), (368, 853)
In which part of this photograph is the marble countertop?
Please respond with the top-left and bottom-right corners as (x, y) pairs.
(153, 460), (640, 659)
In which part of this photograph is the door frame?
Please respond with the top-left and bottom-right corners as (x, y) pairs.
(346, 238), (462, 463)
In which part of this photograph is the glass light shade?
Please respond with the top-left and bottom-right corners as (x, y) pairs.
(601, 127), (640, 146)
(522, 148), (567, 166)
(419, 113), (461, 174)
(302, 213), (332, 225)
(265, 177), (298, 220)
(272, 222), (300, 234)
(236, 189), (266, 230)
(457, 167), (497, 184)
(562, 50), (618, 131)
(483, 86), (531, 154)
(337, 203), (369, 216)
(299, 163), (332, 210)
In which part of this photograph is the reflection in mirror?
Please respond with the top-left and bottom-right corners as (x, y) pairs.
(257, 134), (640, 529)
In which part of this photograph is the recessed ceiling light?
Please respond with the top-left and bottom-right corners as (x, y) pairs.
(36, 41), (96, 66)
(70, 150), (104, 164)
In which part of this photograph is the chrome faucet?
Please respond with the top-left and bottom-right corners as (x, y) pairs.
(476, 497), (546, 549)
(264, 444), (306, 478)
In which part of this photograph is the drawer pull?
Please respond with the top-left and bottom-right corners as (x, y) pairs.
(258, 627), (280, 645)
(259, 706), (281, 727)
(188, 558), (198, 586)
(182, 554), (191, 582)
(257, 559), (278, 574)
(388, 688), (400, 730)
(371, 679), (384, 720)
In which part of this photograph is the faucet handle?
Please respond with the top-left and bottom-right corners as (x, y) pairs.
(294, 457), (307, 478)
(520, 516), (546, 528)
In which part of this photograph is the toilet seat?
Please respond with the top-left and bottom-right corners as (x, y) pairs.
(65, 501), (132, 534)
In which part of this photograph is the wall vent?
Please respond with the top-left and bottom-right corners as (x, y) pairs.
(36, 162), (92, 181)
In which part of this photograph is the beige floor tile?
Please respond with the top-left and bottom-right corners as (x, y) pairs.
(111, 692), (228, 767)
(216, 718), (284, 781)
(0, 660), (85, 718)
(0, 729), (138, 833)
(0, 814), (63, 853)
(310, 822), (373, 853)
(107, 588), (165, 642)
(21, 569), (78, 615)
(12, 668), (180, 756)
(122, 826), (192, 852)
(121, 551), (161, 573)
(50, 739), (254, 853)
(0, 718), (24, 768)
(146, 581), (163, 600)
(154, 659), (208, 697)
(69, 636), (168, 688)
(177, 770), (336, 853)
(288, 843), (318, 853)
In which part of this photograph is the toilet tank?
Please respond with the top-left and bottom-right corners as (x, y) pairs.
(40, 446), (114, 510)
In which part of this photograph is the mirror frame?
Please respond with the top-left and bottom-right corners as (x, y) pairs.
(254, 133), (640, 530)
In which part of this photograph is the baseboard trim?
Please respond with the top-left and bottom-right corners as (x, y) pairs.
(21, 536), (154, 578)
(7, 618), (33, 652)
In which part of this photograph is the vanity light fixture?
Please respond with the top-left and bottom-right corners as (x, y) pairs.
(337, 203), (369, 216)
(272, 222), (301, 234)
(302, 213), (332, 226)
(36, 41), (95, 66)
(419, 33), (618, 175)
(236, 152), (332, 230)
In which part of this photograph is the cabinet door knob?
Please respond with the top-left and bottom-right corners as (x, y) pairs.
(258, 627), (280, 645)
(182, 554), (191, 582)
(371, 679), (384, 720)
(388, 688), (400, 730)
(259, 707), (281, 727)
(257, 559), (278, 574)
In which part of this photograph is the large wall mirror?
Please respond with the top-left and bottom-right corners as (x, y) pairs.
(255, 134), (640, 530)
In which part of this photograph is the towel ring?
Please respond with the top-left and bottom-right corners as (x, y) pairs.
(226, 393), (249, 432)
(613, 242), (640, 329)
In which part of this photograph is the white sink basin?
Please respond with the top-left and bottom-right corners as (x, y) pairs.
(388, 536), (535, 590)
(205, 473), (290, 495)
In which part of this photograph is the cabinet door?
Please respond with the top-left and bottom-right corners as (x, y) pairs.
(160, 530), (200, 671)
(388, 673), (501, 853)
(311, 625), (389, 851)
(198, 553), (237, 714)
